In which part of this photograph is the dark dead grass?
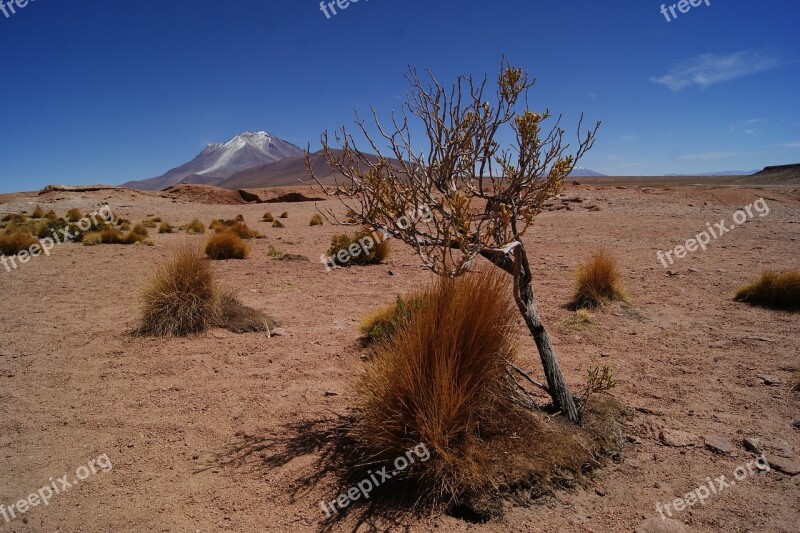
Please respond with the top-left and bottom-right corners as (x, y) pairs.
(734, 269), (800, 311)
(309, 214), (323, 226)
(573, 249), (626, 309)
(0, 229), (38, 255)
(216, 292), (279, 333)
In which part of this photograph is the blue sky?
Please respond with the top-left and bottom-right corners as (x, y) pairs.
(0, 0), (798, 192)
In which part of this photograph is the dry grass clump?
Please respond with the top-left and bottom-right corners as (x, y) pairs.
(224, 221), (263, 239)
(347, 269), (623, 516)
(82, 228), (152, 246)
(186, 219), (206, 234)
(328, 230), (390, 266)
(65, 208), (83, 222)
(359, 293), (427, 344)
(216, 292), (278, 333)
(309, 213), (324, 226)
(158, 222), (174, 234)
(136, 245), (220, 337)
(140, 219), (158, 228)
(734, 270), (800, 310)
(205, 232), (251, 260)
(262, 212), (275, 222)
(0, 229), (38, 255)
(272, 220), (285, 228)
(45, 210), (58, 220)
(267, 245), (285, 259)
(279, 211), (289, 219)
(131, 223), (149, 238)
(560, 309), (594, 332)
(573, 250), (626, 309)
(31, 205), (46, 219)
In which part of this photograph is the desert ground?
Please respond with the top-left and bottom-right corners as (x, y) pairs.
(1, 179), (798, 532)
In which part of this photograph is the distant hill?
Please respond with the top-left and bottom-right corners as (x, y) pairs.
(734, 163), (800, 185)
(122, 131), (304, 191)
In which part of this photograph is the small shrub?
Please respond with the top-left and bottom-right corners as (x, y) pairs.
(578, 366), (617, 415)
(186, 219), (206, 234)
(131, 224), (149, 238)
(119, 221), (132, 231)
(31, 205), (46, 219)
(209, 219), (226, 231)
(734, 270), (800, 310)
(279, 211), (289, 219)
(216, 292), (277, 333)
(136, 245), (220, 337)
(205, 232), (250, 260)
(327, 230), (389, 266)
(272, 220), (285, 228)
(359, 293), (427, 344)
(158, 222), (174, 234)
(309, 214), (323, 226)
(152, 216), (162, 223)
(140, 219), (158, 228)
(267, 245), (285, 259)
(226, 222), (262, 239)
(262, 212), (275, 222)
(35, 218), (67, 239)
(573, 250), (626, 308)
(0, 231), (38, 255)
(234, 214), (245, 222)
(45, 210), (58, 220)
(560, 309), (594, 331)
(82, 231), (104, 246)
(65, 208), (83, 222)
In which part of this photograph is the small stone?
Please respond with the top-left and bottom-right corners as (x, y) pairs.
(756, 374), (779, 386)
(595, 487), (606, 496)
(793, 418), (800, 429)
(764, 454), (800, 476)
(660, 429), (695, 448)
(635, 517), (693, 533)
(192, 453), (199, 460)
(388, 270), (395, 276)
(667, 270), (679, 276)
(704, 435), (734, 455)
(270, 327), (288, 337)
(688, 267), (699, 273)
(624, 458), (641, 468)
(324, 390), (339, 397)
(600, 352), (613, 358)
(743, 437), (762, 454)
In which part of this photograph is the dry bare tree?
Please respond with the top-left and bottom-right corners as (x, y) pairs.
(306, 60), (599, 423)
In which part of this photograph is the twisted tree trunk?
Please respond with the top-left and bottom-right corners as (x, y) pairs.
(512, 245), (580, 423)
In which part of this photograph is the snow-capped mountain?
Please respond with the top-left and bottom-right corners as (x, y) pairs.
(122, 131), (304, 190)
(569, 167), (607, 177)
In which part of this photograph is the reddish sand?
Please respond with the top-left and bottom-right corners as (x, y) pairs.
(0, 181), (798, 532)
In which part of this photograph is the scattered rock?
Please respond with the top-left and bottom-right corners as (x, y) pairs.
(756, 374), (780, 386)
(709, 340), (727, 348)
(269, 327), (288, 337)
(793, 418), (800, 429)
(667, 270), (679, 277)
(743, 437), (762, 454)
(635, 517), (692, 533)
(764, 454), (800, 476)
(324, 390), (339, 397)
(687, 267), (699, 273)
(616, 186), (628, 189)
(624, 458), (642, 468)
(660, 429), (695, 448)
(704, 435), (734, 455)
(595, 487), (606, 496)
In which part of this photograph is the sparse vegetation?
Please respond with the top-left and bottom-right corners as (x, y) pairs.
(0, 229), (38, 255)
(573, 250), (626, 309)
(327, 230), (389, 266)
(262, 212), (275, 222)
(560, 309), (594, 331)
(158, 222), (174, 234)
(186, 219), (206, 234)
(279, 211), (289, 219)
(578, 366), (617, 415)
(131, 223), (149, 238)
(734, 270), (800, 310)
(359, 293), (427, 344)
(309, 214), (323, 226)
(140, 219), (158, 228)
(272, 220), (285, 228)
(267, 245), (285, 259)
(45, 210), (58, 220)
(204, 232), (250, 260)
(31, 205), (46, 219)
(216, 292), (277, 333)
(224, 221), (263, 239)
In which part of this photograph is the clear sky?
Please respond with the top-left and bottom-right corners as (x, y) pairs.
(0, 0), (798, 192)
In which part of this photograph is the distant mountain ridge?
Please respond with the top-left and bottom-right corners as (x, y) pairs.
(122, 131), (304, 191)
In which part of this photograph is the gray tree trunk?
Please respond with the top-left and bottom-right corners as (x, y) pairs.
(512, 245), (581, 423)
